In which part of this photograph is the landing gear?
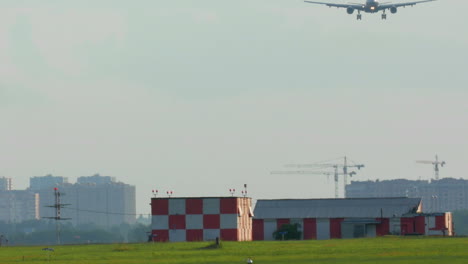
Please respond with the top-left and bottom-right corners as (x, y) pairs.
(381, 11), (387, 20)
(357, 12), (362, 20)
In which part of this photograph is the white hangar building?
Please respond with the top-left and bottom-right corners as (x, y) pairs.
(252, 197), (453, 240)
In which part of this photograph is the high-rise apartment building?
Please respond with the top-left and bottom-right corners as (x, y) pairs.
(30, 174), (68, 191)
(0, 190), (39, 222)
(346, 178), (468, 213)
(33, 174), (136, 228)
(77, 174), (116, 185)
(0, 177), (12, 191)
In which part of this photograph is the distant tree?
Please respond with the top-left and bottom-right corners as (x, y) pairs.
(273, 223), (302, 240)
(0, 219), (156, 245)
(127, 223), (151, 243)
(75, 222), (101, 231)
(136, 214), (151, 225)
(0, 220), (130, 245)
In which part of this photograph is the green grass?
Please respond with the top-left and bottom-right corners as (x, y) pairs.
(1, 237), (467, 264)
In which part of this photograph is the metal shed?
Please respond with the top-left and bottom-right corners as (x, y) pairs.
(252, 197), (449, 240)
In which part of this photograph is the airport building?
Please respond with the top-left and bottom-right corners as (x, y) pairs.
(151, 197), (253, 242)
(150, 196), (452, 242)
(251, 197), (453, 240)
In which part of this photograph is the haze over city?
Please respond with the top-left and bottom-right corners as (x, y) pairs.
(1, 0), (467, 214)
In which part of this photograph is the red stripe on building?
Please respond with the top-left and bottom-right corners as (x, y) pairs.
(221, 229), (238, 241)
(169, 215), (186, 230)
(434, 215), (446, 230)
(376, 218), (390, 236)
(400, 217), (415, 235)
(415, 216), (425, 234)
(152, 199), (169, 215)
(303, 218), (316, 240)
(277, 219), (290, 230)
(186, 229), (203, 241)
(330, 218), (343, 239)
(252, 219), (264, 240)
(203, 214), (221, 229)
(220, 198), (238, 214)
(152, 230), (169, 242)
(186, 199), (203, 214)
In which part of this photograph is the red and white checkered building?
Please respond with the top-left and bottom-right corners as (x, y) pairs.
(151, 197), (253, 242)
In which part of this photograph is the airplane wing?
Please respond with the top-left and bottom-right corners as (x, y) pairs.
(304, 1), (366, 11)
(379, 0), (436, 10)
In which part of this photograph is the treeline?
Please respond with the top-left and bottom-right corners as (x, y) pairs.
(3, 212), (466, 245)
(0, 220), (151, 246)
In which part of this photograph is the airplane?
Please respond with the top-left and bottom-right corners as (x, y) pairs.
(304, 0), (436, 20)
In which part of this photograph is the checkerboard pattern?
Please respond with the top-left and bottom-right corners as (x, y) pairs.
(151, 197), (252, 242)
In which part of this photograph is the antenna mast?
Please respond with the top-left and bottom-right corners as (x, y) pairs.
(43, 188), (71, 245)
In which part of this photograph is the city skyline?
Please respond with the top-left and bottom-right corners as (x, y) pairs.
(2, 165), (467, 215)
(1, 0), (467, 214)
(1, 174), (136, 226)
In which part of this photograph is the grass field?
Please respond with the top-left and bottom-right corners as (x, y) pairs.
(0, 237), (467, 264)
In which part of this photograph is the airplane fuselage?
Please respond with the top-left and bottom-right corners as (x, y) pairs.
(304, 0), (436, 20)
(363, 0), (380, 13)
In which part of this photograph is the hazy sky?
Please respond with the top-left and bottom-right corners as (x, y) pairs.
(1, 0), (467, 214)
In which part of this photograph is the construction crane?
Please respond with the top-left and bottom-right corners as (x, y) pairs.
(416, 154), (446, 180)
(272, 156), (364, 198)
(271, 167), (355, 198)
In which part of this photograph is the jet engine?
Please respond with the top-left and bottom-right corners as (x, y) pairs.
(390, 7), (397, 14)
(347, 7), (355, 14)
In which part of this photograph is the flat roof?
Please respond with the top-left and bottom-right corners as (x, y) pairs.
(150, 196), (251, 199)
